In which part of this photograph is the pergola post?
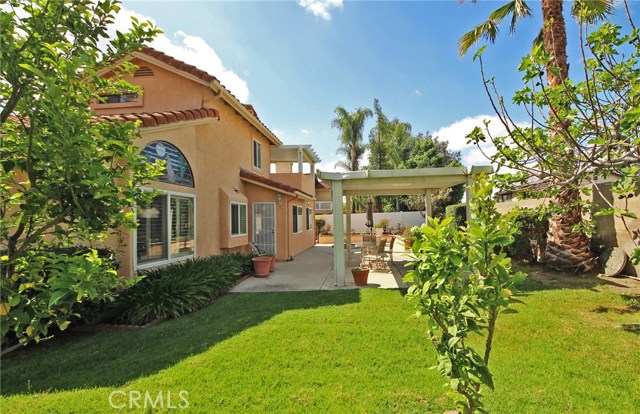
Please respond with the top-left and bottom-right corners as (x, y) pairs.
(424, 189), (432, 224)
(466, 175), (475, 223)
(297, 147), (303, 173)
(331, 180), (345, 286)
(345, 194), (352, 259)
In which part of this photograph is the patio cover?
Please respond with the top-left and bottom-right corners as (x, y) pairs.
(317, 166), (493, 287)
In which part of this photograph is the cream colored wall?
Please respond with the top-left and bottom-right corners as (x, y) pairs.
(271, 173), (315, 196)
(316, 188), (332, 202)
(91, 59), (210, 115)
(241, 183), (315, 261)
(592, 183), (640, 276)
(93, 57), (322, 275)
(109, 106), (277, 275)
(495, 198), (549, 214)
(286, 198), (315, 258)
(496, 184), (640, 276)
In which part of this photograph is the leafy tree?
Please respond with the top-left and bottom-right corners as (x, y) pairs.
(332, 105), (373, 213)
(460, 0), (615, 271)
(465, 3), (640, 268)
(405, 176), (526, 413)
(369, 98), (393, 171)
(404, 134), (465, 216)
(366, 101), (464, 214)
(1, 0), (160, 344)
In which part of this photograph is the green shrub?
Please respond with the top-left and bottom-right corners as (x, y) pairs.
(1, 248), (122, 345)
(49, 246), (120, 270)
(504, 207), (550, 263)
(445, 203), (467, 228)
(109, 253), (253, 325)
(375, 218), (390, 233)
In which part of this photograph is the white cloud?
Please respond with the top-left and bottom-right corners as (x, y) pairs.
(433, 115), (526, 169)
(301, 128), (310, 135)
(315, 159), (348, 174)
(112, 7), (250, 102)
(414, 89), (422, 97)
(297, 0), (343, 21)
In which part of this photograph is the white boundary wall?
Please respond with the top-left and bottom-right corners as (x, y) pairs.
(317, 211), (425, 233)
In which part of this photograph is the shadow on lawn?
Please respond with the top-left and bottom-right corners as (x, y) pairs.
(1, 289), (361, 396)
(514, 262), (606, 292)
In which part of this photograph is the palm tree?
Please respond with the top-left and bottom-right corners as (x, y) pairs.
(332, 106), (373, 213)
(333, 106), (373, 172)
(459, 0), (612, 272)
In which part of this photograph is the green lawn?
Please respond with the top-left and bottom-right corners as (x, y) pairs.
(1, 276), (639, 413)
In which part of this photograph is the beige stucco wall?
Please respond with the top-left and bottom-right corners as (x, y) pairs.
(496, 184), (640, 276)
(93, 58), (316, 275)
(271, 173), (314, 196)
(286, 197), (315, 258)
(92, 59), (212, 115)
(592, 183), (640, 276)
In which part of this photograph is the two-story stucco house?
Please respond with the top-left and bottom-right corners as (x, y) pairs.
(92, 48), (320, 275)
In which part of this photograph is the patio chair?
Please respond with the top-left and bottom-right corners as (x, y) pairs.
(361, 238), (389, 270)
(249, 242), (267, 256)
(362, 234), (376, 247)
(384, 236), (396, 253)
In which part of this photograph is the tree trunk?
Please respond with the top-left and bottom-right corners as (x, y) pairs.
(541, 0), (595, 271)
(541, 0), (568, 87)
(544, 188), (596, 271)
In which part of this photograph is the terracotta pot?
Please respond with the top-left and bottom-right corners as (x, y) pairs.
(352, 268), (369, 286)
(405, 240), (414, 250)
(269, 256), (276, 272)
(252, 256), (272, 277)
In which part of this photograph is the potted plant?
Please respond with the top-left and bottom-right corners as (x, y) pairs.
(402, 227), (416, 249)
(251, 256), (272, 277)
(266, 253), (276, 272)
(351, 266), (369, 286)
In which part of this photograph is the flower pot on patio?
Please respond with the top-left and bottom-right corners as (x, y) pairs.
(252, 256), (272, 277)
(351, 267), (369, 286)
(268, 255), (276, 272)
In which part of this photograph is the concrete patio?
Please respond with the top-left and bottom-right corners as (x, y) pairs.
(231, 239), (412, 292)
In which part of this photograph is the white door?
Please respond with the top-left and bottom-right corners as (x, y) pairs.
(253, 202), (276, 255)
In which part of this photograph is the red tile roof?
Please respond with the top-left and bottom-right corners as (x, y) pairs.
(97, 108), (220, 127)
(140, 47), (218, 83)
(243, 104), (259, 120)
(314, 177), (330, 189)
(135, 48), (271, 131)
(240, 168), (313, 198)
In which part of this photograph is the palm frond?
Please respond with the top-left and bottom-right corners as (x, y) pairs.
(531, 27), (544, 51)
(489, 0), (532, 35)
(334, 160), (351, 170)
(572, 0), (614, 24)
(459, 20), (499, 56)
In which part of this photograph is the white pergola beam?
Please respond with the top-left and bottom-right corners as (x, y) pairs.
(317, 166), (493, 288)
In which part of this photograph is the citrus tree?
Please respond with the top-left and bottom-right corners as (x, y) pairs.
(1, 0), (161, 345)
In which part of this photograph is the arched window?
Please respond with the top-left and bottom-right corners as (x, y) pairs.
(140, 141), (194, 187)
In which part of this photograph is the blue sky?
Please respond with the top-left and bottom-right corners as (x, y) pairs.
(118, 0), (637, 172)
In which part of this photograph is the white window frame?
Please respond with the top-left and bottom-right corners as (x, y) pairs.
(252, 139), (262, 170)
(306, 207), (312, 231)
(133, 188), (196, 270)
(230, 202), (248, 237)
(293, 205), (303, 234)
